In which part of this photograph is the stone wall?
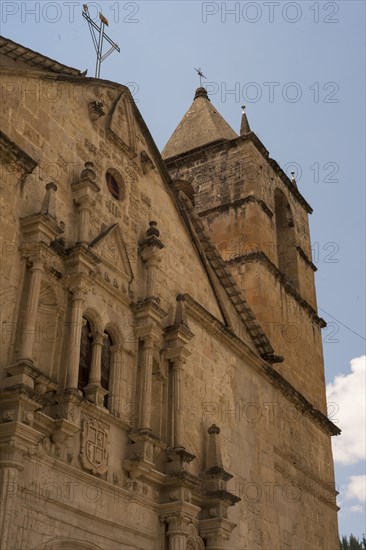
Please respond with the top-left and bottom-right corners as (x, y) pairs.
(0, 58), (339, 549)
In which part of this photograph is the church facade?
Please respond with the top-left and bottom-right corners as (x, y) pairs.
(0, 35), (340, 549)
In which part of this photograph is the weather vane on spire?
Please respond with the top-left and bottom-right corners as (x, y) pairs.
(195, 67), (207, 87)
(82, 4), (120, 78)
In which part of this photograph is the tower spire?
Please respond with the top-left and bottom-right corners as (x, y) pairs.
(240, 105), (251, 135)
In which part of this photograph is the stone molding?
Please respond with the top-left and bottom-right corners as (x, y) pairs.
(198, 194), (274, 219)
(226, 250), (325, 327)
(273, 446), (339, 510)
(296, 245), (318, 272)
(264, 365), (341, 436)
(0, 129), (37, 186)
(164, 131), (313, 215)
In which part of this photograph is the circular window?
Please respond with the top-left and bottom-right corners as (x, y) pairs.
(105, 169), (124, 201)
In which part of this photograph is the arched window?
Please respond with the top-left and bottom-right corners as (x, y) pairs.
(101, 332), (112, 408)
(78, 318), (92, 394)
(274, 189), (298, 287)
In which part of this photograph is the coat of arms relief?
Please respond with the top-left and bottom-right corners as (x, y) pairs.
(80, 417), (109, 475)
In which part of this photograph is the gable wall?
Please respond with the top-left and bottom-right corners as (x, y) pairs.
(0, 65), (338, 549)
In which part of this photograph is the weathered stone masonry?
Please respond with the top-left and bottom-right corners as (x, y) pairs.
(0, 36), (339, 549)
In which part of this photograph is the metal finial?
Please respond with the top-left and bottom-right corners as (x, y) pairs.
(82, 4), (120, 78)
(241, 105), (246, 114)
(194, 67), (207, 87)
(291, 171), (296, 182)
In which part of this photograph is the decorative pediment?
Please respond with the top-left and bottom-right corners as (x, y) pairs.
(106, 91), (137, 159)
(89, 223), (134, 284)
(0, 129), (37, 187)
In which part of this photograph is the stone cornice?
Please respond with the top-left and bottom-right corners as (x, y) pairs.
(274, 445), (339, 502)
(164, 132), (313, 215)
(264, 365), (340, 436)
(197, 195), (274, 219)
(274, 460), (339, 511)
(184, 294), (257, 359)
(296, 245), (317, 272)
(239, 133), (313, 214)
(226, 251), (325, 327)
(21, 452), (161, 522)
(0, 129), (37, 184)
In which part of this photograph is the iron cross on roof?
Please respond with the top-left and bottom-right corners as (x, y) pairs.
(82, 4), (120, 78)
(195, 67), (207, 87)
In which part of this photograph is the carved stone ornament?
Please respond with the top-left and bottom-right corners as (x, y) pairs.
(80, 417), (109, 475)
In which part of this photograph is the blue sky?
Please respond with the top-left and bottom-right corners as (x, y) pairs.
(2, 0), (365, 539)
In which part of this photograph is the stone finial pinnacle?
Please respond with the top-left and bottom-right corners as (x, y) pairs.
(194, 87), (210, 101)
(40, 182), (57, 218)
(291, 171), (298, 190)
(173, 294), (189, 327)
(140, 220), (164, 251)
(81, 161), (96, 182)
(146, 220), (159, 238)
(240, 105), (251, 135)
(206, 423), (223, 471)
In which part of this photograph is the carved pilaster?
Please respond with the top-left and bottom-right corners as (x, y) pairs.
(0, 425), (26, 550)
(133, 300), (167, 432)
(125, 300), (167, 479)
(140, 221), (164, 300)
(71, 162), (100, 243)
(17, 258), (44, 364)
(199, 425), (240, 549)
(140, 335), (154, 430)
(199, 522), (236, 550)
(66, 287), (87, 391)
(0, 463), (21, 550)
(160, 501), (201, 550)
(40, 181), (58, 218)
(164, 295), (194, 450)
(165, 513), (191, 550)
(108, 344), (123, 416)
(20, 182), (63, 245)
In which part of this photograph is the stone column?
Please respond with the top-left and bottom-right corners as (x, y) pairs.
(85, 332), (109, 406)
(140, 221), (164, 300)
(88, 332), (104, 384)
(145, 251), (160, 299)
(0, 448), (23, 550)
(166, 515), (190, 550)
(66, 287), (86, 391)
(18, 259), (44, 363)
(76, 196), (94, 244)
(172, 358), (184, 449)
(203, 532), (228, 550)
(109, 344), (122, 416)
(0, 467), (19, 550)
(140, 336), (154, 430)
(71, 162), (100, 244)
(164, 295), (194, 450)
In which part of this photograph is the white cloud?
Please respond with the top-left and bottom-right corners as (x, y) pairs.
(350, 505), (364, 513)
(345, 476), (366, 503)
(326, 356), (366, 465)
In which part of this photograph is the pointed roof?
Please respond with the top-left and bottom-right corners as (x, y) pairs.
(240, 106), (251, 135)
(162, 87), (238, 159)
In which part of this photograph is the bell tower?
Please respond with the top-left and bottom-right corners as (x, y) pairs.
(163, 88), (327, 414)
